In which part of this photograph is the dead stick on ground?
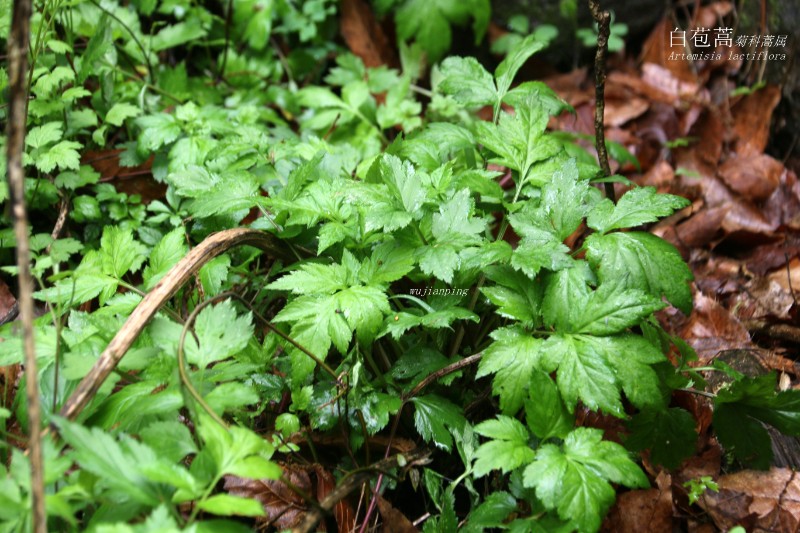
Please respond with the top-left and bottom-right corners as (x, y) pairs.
(6, 0), (46, 530)
(58, 228), (293, 422)
(588, 0), (615, 202)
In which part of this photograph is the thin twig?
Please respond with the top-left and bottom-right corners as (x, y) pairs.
(588, 0), (615, 202)
(6, 0), (47, 529)
(404, 352), (483, 401)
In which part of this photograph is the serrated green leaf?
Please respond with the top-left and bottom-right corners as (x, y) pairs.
(585, 232), (693, 314)
(477, 327), (543, 414)
(143, 228), (188, 290)
(494, 34), (547, 112)
(626, 408), (697, 469)
(54, 417), (163, 506)
(465, 491), (518, 531)
(136, 113), (182, 151)
(475, 98), (560, 184)
(100, 226), (148, 279)
(416, 237), (457, 277)
(411, 395), (466, 451)
(541, 262), (592, 331)
(140, 420), (198, 464)
(587, 187), (689, 234)
(483, 266), (543, 325)
(187, 301), (253, 369)
(713, 373), (800, 468)
(525, 371), (574, 440)
(268, 261), (349, 295)
(571, 285), (666, 335)
(473, 415), (535, 477)
(438, 56), (496, 109)
(26, 122), (62, 149)
(380, 306), (478, 340)
(539, 334), (622, 416)
(523, 427), (648, 532)
(105, 102), (142, 126)
(36, 140), (82, 173)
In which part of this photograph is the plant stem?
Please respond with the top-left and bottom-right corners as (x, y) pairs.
(588, 0), (615, 202)
(7, 0), (47, 528)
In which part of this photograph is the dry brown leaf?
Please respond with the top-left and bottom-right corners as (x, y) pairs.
(82, 149), (163, 203)
(224, 466), (312, 530)
(681, 292), (751, 360)
(340, 0), (397, 68)
(698, 468), (800, 532)
(0, 276), (17, 325)
(377, 496), (418, 533)
(641, 63), (706, 104)
(718, 153), (784, 202)
(731, 85), (782, 156)
(768, 258), (800, 294)
(732, 277), (794, 322)
(602, 486), (674, 533)
(672, 110), (726, 179)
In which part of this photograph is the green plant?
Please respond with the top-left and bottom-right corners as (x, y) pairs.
(577, 11), (628, 52)
(4, 1), (800, 532)
(684, 475), (719, 505)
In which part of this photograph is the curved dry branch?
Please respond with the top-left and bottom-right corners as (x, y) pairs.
(58, 228), (292, 422)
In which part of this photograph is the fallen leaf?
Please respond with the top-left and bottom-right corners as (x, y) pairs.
(698, 468), (800, 532)
(718, 154), (784, 202)
(340, 0), (398, 68)
(731, 85), (782, 156)
(681, 292), (751, 361)
(377, 495), (418, 533)
(0, 277), (17, 325)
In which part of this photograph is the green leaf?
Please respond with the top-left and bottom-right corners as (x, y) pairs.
(509, 158), (595, 241)
(473, 415), (535, 477)
(438, 56), (496, 109)
(36, 140), (82, 173)
(196, 494), (265, 517)
(411, 395), (466, 451)
(100, 226), (148, 279)
(585, 232), (693, 314)
(713, 373), (800, 468)
(494, 34), (547, 111)
(523, 427), (648, 532)
(475, 98), (561, 184)
(477, 327), (543, 414)
(105, 102), (142, 126)
(140, 420), (198, 464)
(525, 371), (574, 440)
(143, 228), (188, 289)
(626, 408), (697, 469)
(137, 113), (182, 151)
(187, 301), (253, 369)
(465, 491), (518, 531)
(431, 188), (485, 241)
(152, 19), (207, 51)
(26, 122), (62, 149)
(482, 266), (543, 325)
(541, 262), (592, 331)
(571, 284), (666, 335)
(587, 186), (689, 234)
(381, 306), (478, 340)
(539, 334), (621, 416)
(268, 261), (349, 295)
(54, 417), (164, 506)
